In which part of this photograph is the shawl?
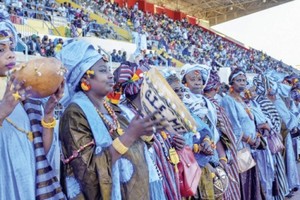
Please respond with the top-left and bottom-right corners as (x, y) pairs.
(23, 99), (65, 200)
(207, 97), (241, 200)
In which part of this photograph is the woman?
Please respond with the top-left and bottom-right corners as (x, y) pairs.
(108, 61), (183, 200)
(180, 64), (230, 200)
(253, 74), (289, 199)
(0, 11), (65, 199)
(266, 74), (300, 194)
(57, 40), (160, 200)
(221, 68), (263, 200)
(203, 71), (241, 200)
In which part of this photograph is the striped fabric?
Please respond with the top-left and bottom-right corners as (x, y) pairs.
(23, 99), (65, 200)
(207, 97), (241, 200)
(255, 95), (289, 199)
(153, 134), (181, 200)
(256, 96), (281, 134)
(273, 153), (289, 200)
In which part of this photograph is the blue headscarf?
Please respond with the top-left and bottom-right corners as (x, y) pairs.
(56, 39), (102, 106)
(0, 10), (18, 47)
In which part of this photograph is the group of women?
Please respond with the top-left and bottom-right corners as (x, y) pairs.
(1, 10), (300, 200)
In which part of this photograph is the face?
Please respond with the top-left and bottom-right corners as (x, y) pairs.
(184, 70), (203, 94)
(231, 74), (247, 93)
(0, 42), (16, 76)
(170, 81), (184, 100)
(82, 59), (114, 97)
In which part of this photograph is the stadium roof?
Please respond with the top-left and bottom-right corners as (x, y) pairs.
(147, 0), (294, 25)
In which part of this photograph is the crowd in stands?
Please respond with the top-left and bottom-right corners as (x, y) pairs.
(3, 2), (300, 200)
(2, 0), (296, 73)
(73, 0), (294, 74)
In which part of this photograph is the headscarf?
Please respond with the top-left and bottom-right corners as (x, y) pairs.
(291, 87), (300, 102)
(283, 74), (299, 87)
(56, 39), (102, 106)
(228, 68), (246, 85)
(253, 74), (273, 96)
(107, 61), (150, 104)
(253, 75), (282, 134)
(179, 64), (211, 88)
(180, 64), (211, 119)
(0, 10), (18, 47)
(203, 71), (221, 92)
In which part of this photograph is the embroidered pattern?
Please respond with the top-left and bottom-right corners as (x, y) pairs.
(66, 176), (81, 199)
(119, 158), (134, 183)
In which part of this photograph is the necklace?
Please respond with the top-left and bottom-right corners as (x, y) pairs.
(5, 118), (33, 141)
(230, 93), (254, 121)
(95, 100), (124, 136)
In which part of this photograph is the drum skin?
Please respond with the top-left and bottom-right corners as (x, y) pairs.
(140, 68), (197, 134)
(13, 57), (66, 98)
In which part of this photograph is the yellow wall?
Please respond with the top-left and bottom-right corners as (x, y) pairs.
(55, 0), (132, 41)
(14, 19), (50, 35)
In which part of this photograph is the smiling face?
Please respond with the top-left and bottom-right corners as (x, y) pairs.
(184, 70), (204, 94)
(0, 42), (16, 76)
(82, 59), (114, 97)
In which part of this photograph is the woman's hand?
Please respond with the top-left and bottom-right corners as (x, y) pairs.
(126, 111), (167, 140)
(0, 76), (31, 123)
(44, 81), (64, 120)
(200, 139), (214, 155)
(172, 134), (185, 150)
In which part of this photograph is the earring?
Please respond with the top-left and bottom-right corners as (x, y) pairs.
(229, 86), (234, 93)
(81, 82), (91, 91)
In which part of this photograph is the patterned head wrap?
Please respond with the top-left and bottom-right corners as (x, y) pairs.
(180, 64), (211, 88)
(203, 71), (221, 92)
(56, 39), (102, 106)
(291, 87), (300, 101)
(107, 61), (150, 104)
(253, 74), (277, 96)
(228, 68), (246, 85)
(0, 10), (18, 47)
(283, 74), (299, 87)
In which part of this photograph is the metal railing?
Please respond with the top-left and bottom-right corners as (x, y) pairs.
(10, 15), (39, 37)
(17, 37), (28, 62)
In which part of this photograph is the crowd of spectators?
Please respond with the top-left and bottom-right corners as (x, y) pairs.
(16, 33), (65, 57)
(2, 0), (296, 73)
(74, 0), (294, 73)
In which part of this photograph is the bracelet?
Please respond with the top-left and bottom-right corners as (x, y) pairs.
(112, 137), (129, 155)
(256, 132), (262, 137)
(193, 144), (200, 153)
(41, 117), (56, 129)
(203, 137), (211, 143)
(211, 142), (217, 149)
(141, 134), (154, 142)
(219, 157), (228, 163)
(246, 136), (251, 144)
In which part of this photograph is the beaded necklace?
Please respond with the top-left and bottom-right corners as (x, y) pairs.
(4, 118), (33, 141)
(95, 100), (124, 136)
(230, 92), (254, 121)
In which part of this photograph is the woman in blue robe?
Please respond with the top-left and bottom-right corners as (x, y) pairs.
(267, 76), (300, 193)
(221, 68), (263, 200)
(0, 10), (65, 199)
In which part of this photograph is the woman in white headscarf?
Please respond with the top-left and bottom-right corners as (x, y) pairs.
(180, 64), (229, 199)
